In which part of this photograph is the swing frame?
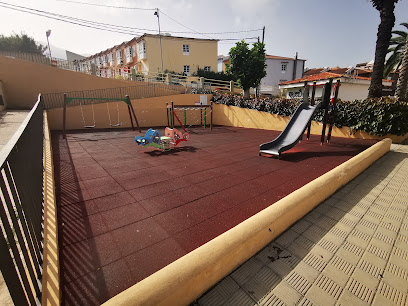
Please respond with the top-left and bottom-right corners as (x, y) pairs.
(62, 94), (141, 139)
(166, 101), (213, 130)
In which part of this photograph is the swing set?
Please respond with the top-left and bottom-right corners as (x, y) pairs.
(62, 93), (141, 139)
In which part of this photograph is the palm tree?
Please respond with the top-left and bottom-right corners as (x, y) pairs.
(395, 34), (408, 100)
(384, 23), (408, 76)
(368, 0), (399, 98)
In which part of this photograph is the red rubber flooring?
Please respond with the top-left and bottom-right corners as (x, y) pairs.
(52, 126), (377, 305)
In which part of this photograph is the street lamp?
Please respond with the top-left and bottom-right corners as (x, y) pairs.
(46, 29), (52, 59)
(154, 9), (164, 79)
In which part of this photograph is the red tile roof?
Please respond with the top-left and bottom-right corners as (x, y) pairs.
(279, 72), (342, 85)
(279, 72), (392, 85)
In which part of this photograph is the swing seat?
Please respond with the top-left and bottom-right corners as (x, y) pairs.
(110, 123), (121, 127)
(135, 128), (161, 146)
(84, 125), (96, 128)
(165, 127), (189, 146)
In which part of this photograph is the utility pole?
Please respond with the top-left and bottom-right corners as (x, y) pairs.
(46, 30), (52, 59)
(154, 8), (164, 78)
(262, 26), (265, 44)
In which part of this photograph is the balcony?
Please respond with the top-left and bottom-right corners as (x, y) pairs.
(1, 83), (407, 306)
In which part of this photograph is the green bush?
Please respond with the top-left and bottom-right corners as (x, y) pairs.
(212, 93), (408, 136)
(193, 68), (237, 82)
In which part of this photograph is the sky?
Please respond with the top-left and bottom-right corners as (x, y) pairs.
(0, 0), (407, 69)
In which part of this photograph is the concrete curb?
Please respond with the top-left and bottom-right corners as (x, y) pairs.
(42, 111), (60, 306)
(103, 138), (392, 306)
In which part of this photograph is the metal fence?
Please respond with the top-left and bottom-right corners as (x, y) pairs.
(42, 82), (186, 109)
(0, 95), (44, 306)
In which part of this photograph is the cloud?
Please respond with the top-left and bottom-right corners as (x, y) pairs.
(228, 0), (280, 15)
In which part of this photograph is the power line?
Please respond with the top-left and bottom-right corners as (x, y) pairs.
(159, 10), (214, 40)
(0, 2), (144, 36)
(56, 0), (263, 36)
(56, 0), (155, 10)
(0, 2), (262, 42)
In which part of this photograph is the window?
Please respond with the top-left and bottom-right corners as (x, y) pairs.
(183, 65), (190, 76)
(126, 46), (133, 58)
(132, 45), (136, 58)
(116, 50), (122, 62)
(137, 41), (146, 60)
(204, 66), (211, 72)
(183, 44), (190, 55)
(281, 63), (287, 72)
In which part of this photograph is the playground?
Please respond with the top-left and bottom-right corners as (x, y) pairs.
(53, 125), (377, 305)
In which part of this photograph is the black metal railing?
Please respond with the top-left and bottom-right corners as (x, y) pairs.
(42, 83), (186, 109)
(0, 95), (44, 306)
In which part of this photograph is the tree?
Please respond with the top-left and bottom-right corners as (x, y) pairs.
(383, 23), (408, 100)
(384, 23), (408, 76)
(367, 0), (399, 98)
(0, 33), (46, 54)
(226, 40), (266, 97)
(395, 35), (408, 100)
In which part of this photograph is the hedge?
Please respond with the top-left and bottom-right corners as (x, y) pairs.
(212, 93), (408, 136)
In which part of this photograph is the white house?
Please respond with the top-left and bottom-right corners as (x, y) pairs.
(219, 53), (306, 95)
(259, 54), (306, 96)
(279, 72), (393, 101)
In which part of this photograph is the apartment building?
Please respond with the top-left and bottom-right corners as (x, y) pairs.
(82, 34), (218, 77)
(134, 34), (218, 75)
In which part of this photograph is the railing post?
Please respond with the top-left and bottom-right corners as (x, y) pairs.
(63, 93), (67, 139)
(230, 80), (234, 93)
(200, 77), (204, 90)
(166, 73), (171, 84)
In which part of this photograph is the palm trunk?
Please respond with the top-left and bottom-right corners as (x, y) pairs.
(244, 88), (250, 97)
(368, 1), (396, 98)
(395, 36), (408, 101)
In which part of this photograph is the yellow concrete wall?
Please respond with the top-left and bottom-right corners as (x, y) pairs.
(144, 36), (218, 74)
(213, 104), (408, 143)
(0, 55), (145, 109)
(47, 94), (213, 131)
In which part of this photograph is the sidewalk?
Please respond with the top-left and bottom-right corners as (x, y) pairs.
(196, 142), (408, 306)
(0, 110), (30, 152)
